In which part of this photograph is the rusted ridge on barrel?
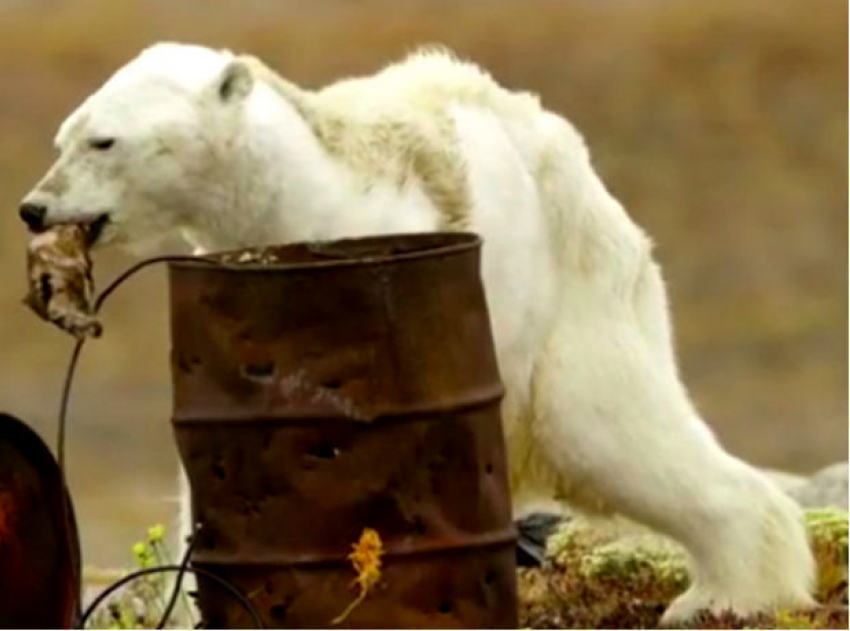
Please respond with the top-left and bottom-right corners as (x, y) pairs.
(193, 525), (517, 567)
(171, 383), (504, 425)
(173, 232), (482, 273)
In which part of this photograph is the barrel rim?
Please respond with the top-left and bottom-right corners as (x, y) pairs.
(169, 232), (482, 274)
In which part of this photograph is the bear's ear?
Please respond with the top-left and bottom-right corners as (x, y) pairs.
(216, 59), (253, 102)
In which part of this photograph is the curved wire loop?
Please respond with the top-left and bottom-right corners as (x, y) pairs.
(53, 255), (263, 629)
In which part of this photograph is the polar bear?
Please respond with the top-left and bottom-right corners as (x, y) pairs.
(20, 43), (814, 622)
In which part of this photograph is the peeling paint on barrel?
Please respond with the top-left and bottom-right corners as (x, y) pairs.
(169, 233), (518, 628)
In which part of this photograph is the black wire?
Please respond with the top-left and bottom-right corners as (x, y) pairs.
(58, 255), (215, 471)
(57, 338), (84, 473)
(52, 254), (231, 629)
(156, 527), (201, 629)
(78, 564), (265, 629)
(93, 255), (212, 312)
(56, 337), (85, 624)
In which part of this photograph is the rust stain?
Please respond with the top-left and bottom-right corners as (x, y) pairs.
(0, 491), (14, 546)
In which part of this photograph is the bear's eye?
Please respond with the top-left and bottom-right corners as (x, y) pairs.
(89, 138), (116, 151)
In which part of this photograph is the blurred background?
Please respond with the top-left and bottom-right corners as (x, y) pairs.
(0, 0), (845, 567)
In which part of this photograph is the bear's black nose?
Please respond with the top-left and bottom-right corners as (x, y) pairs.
(19, 203), (47, 232)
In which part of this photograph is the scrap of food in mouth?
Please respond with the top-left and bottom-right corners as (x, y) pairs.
(23, 224), (102, 339)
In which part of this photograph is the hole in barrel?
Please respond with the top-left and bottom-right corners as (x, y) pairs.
(269, 596), (293, 621)
(484, 570), (497, 585)
(270, 604), (287, 620)
(242, 361), (276, 380)
(413, 516), (426, 535)
(438, 601), (453, 614)
(212, 462), (226, 479)
(485, 462), (494, 475)
(321, 378), (343, 389)
(306, 442), (339, 459)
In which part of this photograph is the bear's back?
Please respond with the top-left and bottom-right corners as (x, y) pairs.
(314, 48), (540, 123)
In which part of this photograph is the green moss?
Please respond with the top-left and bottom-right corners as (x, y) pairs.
(773, 609), (817, 629)
(806, 508), (849, 604)
(806, 508), (849, 553)
(579, 539), (689, 592)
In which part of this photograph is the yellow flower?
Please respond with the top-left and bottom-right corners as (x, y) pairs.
(332, 528), (384, 625)
(147, 524), (166, 544)
(132, 541), (153, 568)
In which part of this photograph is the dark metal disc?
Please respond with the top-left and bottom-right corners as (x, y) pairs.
(0, 413), (81, 628)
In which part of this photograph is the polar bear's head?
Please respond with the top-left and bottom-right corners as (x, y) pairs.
(19, 43), (255, 249)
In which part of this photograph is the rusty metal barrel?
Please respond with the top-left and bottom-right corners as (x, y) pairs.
(168, 233), (518, 629)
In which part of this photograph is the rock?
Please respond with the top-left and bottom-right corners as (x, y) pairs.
(518, 508), (849, 629)
(762, 462), (848, 509)
(762, 467), (807, 494)
(516, 512), (566, 567)
(789, 462), (848, 509)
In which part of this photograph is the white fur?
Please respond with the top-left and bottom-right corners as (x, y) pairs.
(23, 43), (816, 622)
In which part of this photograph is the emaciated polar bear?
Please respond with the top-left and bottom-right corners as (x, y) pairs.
(20, 43), (814, 623)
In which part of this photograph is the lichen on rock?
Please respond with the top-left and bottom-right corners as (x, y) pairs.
(578, 537), (689, 592)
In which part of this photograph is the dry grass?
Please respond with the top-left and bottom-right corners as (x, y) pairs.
(0, 0), (845, 566)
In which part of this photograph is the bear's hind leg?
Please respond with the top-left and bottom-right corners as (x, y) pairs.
(530, 303), (815, 623)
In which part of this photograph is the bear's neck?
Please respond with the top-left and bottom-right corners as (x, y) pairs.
(188, 81), (436, 253)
